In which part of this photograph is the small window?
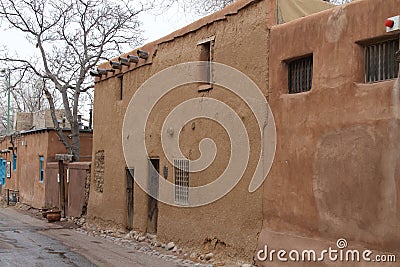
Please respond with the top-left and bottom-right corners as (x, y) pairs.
(6, 162), (10, 178)
(39, 156), (44, 182)
(12, 153), (16, 171)
(198, 36), (215, 91)
(174, 159), (189, 205)
(200, 42), (211, 83)
(288, 55), (313, 94)
(365, 38), (399, 83)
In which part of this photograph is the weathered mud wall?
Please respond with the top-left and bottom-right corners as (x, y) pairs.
(258, 0), (400, 265)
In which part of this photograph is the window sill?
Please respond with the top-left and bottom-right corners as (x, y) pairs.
(198, 84), (213, 92)
(280, 89), (312, 98)
(361, 78), (398, 85)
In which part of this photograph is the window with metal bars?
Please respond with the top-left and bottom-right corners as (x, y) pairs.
(174, 159), (189, 205)
(288, 55), (313, 94)
(365, 38), (399, 83)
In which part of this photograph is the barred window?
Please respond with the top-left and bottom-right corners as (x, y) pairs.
(174, 159), (189, 205)
(365, 38), (399, 83)
(288, 55), (313, 94)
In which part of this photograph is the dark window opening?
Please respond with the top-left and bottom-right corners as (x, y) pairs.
(365, 38), (399, 83)
(288, 55), (313, 94)
(39, 156), (44, 182)
(12, 154), (16, 171)
(200, 41), (211, 84)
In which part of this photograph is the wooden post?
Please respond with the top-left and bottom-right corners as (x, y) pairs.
(58, 160), (65, 218)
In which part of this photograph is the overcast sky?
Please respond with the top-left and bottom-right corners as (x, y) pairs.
(141, 6), (201, 43)
(0, 5), (200, 57)
(0, 4), (201, 123)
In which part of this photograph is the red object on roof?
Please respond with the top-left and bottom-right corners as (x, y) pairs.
(386, 19), (394, 28)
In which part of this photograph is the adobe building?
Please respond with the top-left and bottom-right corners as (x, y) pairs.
(0, 111), (92, 212)
(258, 0), (400, 265)
(87, 0), (334, 261)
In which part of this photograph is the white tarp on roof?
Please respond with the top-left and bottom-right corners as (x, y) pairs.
(277, 0), (334, 24)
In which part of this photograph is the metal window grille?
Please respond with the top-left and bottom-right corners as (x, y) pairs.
(288, 55), (313, 94)
(365, 38), (399, 83)
(174, 159), (189, 205)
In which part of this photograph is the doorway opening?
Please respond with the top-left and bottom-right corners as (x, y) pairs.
(126, 168), (134, 230)
(147, 158), (159, 234)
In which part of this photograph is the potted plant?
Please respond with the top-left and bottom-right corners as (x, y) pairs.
(46, 209), (61, 222)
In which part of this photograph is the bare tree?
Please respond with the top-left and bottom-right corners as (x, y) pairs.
(160, 0), (352, 17)
(185, 0), (234, 15)
(0, 67), (58, 134)
(155, 0), (234, 16)
(0, 0), (147, 161)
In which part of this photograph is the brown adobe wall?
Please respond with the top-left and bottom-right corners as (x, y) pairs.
(0, 130), (92, 209)
(17, 132), (49, 208)
(46, 131), (93, 162)
(258, 0), (400, 265)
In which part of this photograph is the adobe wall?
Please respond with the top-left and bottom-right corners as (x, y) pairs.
(88, 0), (274, 260)
(17, 132), (49, 208)
(77, 132), (93, 162)
(43, 131), (92, 210)
(47, 131), (93, 162)
(0, 130), (93, 209)
(258, 0), (400, 265)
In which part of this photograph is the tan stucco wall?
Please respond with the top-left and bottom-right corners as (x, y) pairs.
(258, 0), (400, 265)
(88, 0), (400, 262)
(88, 0), (273, 260)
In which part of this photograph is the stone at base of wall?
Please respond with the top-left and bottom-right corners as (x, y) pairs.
(257, 229), (399, 267)
(86, 215), (256, 266)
